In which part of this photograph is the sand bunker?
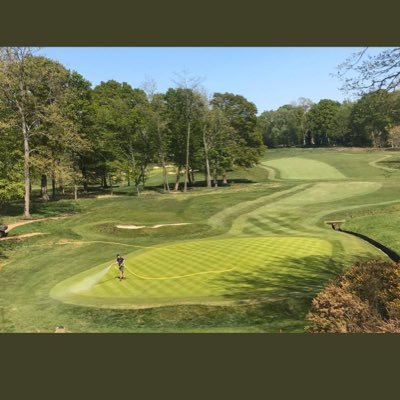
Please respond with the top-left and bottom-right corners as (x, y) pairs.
(116, 223), (192, 230)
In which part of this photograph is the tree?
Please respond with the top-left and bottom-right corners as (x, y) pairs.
(92, 80), (152, 195)
(211, 93), (264, 178)
(165, 87), (205, 191)
(146, 92), (171, 192)
(331, 100), (354, 146)
(306, 99), (342, 146)
(388, 125), (400, 148)
(348, 90), (394, 147)
(62, 71), (94, 195)
(258, 104), (306, 148)
(171, 73), (205, 192)
(0, 48), (75, 217)
(0, 110), (23, 208)
(202, 107), (235, 187)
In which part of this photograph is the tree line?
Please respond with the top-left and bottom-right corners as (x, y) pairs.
(258, 90), (400, 148)
(0, 48), (265, 217)
(2, 47), (399, 218)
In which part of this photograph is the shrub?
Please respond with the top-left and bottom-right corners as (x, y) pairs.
(306, 260), (400, 333)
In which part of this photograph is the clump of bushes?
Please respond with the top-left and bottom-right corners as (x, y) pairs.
(306, 260), (400, 333)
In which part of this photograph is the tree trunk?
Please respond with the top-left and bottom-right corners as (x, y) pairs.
(74, 184), (78, 201)
(157, 118), (170, 193)
(41, 174), (49, 201)
(141, 166), (146, 188)
(222, 171), (228, 185)
(102, 173), (108, 188)
(184, 121), (191, 192)
(82, 165), (88, 193)
(190, 169), (195, 184)
(203, 131), (212, 188)
(51, 174), (56, 200)
(188, 168), (193, 185)
(213, 168), (218, 188)
(23, 124), (31, 218)
(161, 158), (170, 193)
(174, 166), (181, 191)
(109, 175), (113, 195)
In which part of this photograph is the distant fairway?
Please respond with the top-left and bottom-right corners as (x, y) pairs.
(261, 157), (347, 180)
(51, 236), (333, 308)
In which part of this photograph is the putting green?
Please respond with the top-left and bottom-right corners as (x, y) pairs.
(262, 157), (347, 180)
(50, 236), (332, 308)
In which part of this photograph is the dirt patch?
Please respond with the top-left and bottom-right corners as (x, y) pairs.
(0, 232), (48, 241)
(115, 223), (192, 230)
(5, 216), (69, 233)
(96, 194), (117, 199)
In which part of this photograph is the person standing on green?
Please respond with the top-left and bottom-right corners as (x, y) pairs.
(116, 254), (125, 281)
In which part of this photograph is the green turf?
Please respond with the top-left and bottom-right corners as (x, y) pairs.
(261, 157), (347, 180)
(50, 236), (333, 308)
(1, 147), (399, 332)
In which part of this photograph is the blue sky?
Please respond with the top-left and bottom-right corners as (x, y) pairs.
(39, 47), (387, 113)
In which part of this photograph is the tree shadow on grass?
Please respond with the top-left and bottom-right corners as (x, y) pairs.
(1, 198), (82, 218)
(214, 255), (345, 302)
(115, 178), (258, 194)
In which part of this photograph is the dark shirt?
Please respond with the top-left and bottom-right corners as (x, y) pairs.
(117, 257), (124, 266)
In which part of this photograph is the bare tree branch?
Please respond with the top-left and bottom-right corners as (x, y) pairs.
(337, 47), (400, 96)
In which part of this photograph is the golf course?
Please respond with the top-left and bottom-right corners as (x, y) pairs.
(2, 147), (400, 332)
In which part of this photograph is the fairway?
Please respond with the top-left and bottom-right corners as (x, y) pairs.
(50, 236), (332, 307)
(261, 157), (347, 180)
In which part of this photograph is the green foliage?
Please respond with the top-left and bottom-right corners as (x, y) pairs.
(0, 121), (23, 204)
(348, 90), (399, 147)
(165, 87), (205, 167)
(306, 99), (342, 146)
(91, 80), (152, 188)
(211, 92), (264, 167)
(258, 104), (307, 147)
